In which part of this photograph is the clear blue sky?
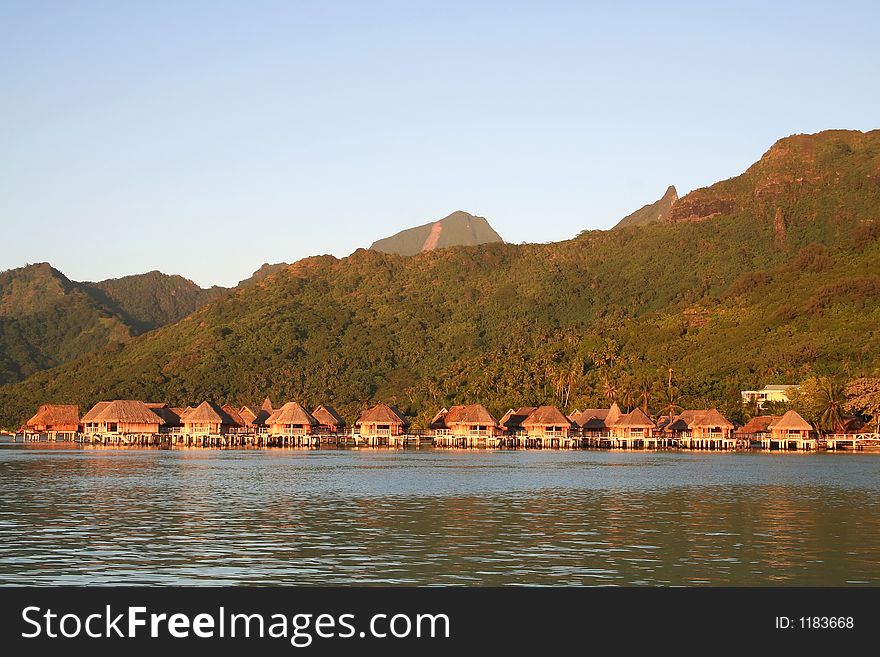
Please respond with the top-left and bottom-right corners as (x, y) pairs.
(2, 1), (878, 287)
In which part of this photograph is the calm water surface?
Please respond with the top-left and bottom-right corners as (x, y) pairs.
(1, 442), (878, 586)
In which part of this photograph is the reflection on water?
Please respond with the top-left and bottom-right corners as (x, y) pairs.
(0, 443), (878, 585)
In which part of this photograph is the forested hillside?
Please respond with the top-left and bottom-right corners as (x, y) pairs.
(1, 130), (878, 428)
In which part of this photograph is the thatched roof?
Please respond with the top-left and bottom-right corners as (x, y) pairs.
(431, 404), (497, 429)
(85, 400), (165, 425)
(740, 415), (777, 434)
(615, 407), (656, 428)
(184, 401), (238, 425)
(27, 404), (79, 428)
(667, 409), (733, 432)
(240, 405), (271, 426)
(312, 404), (346, 427)
(221, 404), (245, 427)
(568, 408), (609, 427)
(268, 402), (318, 426)
(174, 406), (194, 421)
(81, 401), (111, 422)
(521, 405), (571, 427)
(690, 409), (734, 430)
(145, 403), (182, 427)
(499, 407), (537, 430)
(769, 410), (813, 431)
(261, 396), (274, 412)
(356, 403), (409, 427)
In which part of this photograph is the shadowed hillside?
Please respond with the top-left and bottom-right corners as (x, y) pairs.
(0, 264), (227, 385)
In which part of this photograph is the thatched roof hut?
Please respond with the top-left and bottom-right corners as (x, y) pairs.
(267, 402), (319, 435)
(740, 415), (777, 435)
(183, 401), (239, 434)
(430, 404), (497, 433)
(82, 400), (164, 434)
(145, 403), (182, 428)
(499, 407), (537, 433)
(568, 404), (622, 433)
(81, 401), (111, 424)
(239, 405), (271, 428)
(769, 410), (814, 438)
(615, 407), (656, 428)
(666, 409), (733, 435)
(26, 404), (79, 433)
(312, 404), (346, 432)
(521, 405), (572, 428)
(356, 403), (409, 436)
(221, 404), (245, 428)
(261, 396), (274, 412)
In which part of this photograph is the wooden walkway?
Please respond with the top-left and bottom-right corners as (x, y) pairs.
(9, 431), (880, 452)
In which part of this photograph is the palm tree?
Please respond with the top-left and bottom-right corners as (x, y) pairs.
(620, 384), (637, 413)
(659, 386), (682, 421)
(817, 378), (845, 435)
(601, 374), (617, 404)
(638, 377), (654, 414)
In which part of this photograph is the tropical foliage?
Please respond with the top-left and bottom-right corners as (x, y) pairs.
(1, 130), (879, 429)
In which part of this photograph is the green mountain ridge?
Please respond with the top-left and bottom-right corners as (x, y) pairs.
(370, 210), (504, 255)
(0, 264), (227, 385)
(1, 129), (879, 429)
(613, 185), (678, 228)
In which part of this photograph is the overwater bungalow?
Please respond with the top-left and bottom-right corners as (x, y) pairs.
(239, 405), (271, 432)
(356, 403), (410, 446)
(145, 403), (182, 432)
(767, 410), (816, 450)
(569, 403), (623, 445)
(521, 406), (577, 448)
(181, 401), (239, 440)
(266, 402), (319, 445)
(608, 408), (658, 449)
(221, 404), (246, 430)
(499, 407), (537, 443)
(666, 409), (736, 450)
(81, 400), (164, 442)
(25, 404), (79, 440)
(430, 404), (499, 447)
(312, 404), (347, 435)
(739, 415), (776, 447)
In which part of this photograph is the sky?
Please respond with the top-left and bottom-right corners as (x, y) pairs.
(1, 1), (878, 287)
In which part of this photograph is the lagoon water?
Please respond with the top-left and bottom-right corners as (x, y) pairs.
(1, 442), (879, 586)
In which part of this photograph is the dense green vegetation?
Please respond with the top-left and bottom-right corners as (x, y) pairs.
(1, 129), (879, 429)
(86, 271), (226, 332)
(0, 264), (226, 385)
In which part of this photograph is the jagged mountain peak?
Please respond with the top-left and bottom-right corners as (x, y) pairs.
(370, 210), (504, 256)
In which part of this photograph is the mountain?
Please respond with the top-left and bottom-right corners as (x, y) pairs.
(85, 271), (226, 332)
(614, 185), (678, 228)
(0, 264), (226, 385)
(1, 129), (879, 429)
(370, 210), (503, 255)
(238, 263), (289, 286)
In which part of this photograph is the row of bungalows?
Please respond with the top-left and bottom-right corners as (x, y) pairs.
(738, 411), (818, 450)
(568, 404), (660, 448)
(23, 398), (827, 452)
